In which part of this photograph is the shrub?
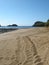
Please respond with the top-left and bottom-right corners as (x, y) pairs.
(45, 19), (49, 27)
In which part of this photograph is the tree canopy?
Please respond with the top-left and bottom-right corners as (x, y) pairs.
(7, 24), (18, 27)
(45, 19), (49, 27)
(0, 24), (1, 27)
(33, 21), (45, 27)
(33, 19), (49, 27)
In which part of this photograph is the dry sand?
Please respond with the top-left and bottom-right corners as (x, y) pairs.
(0, 27), (49, 65)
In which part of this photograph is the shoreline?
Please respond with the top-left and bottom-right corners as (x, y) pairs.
(0, 27), (45, 34)
(0, 28), (18, 34)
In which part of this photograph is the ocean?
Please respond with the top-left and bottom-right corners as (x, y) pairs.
(0, 26), (33, 29)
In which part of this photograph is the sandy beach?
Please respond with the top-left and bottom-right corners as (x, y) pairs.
(0, 27), (49, 65)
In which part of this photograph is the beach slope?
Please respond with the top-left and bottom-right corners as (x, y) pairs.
(0, 27), (49, 65)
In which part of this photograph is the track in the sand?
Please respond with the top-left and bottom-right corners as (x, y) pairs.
(23, 36), (43, 65)
(9, 36), (43, 65)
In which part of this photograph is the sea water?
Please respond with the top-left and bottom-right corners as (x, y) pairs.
(0, 26), (33, 29)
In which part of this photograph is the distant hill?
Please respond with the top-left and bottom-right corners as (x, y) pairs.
(33, 21), (45, 27)
(7, 24), (18, 27)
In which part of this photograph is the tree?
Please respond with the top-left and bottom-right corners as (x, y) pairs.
(33, 21), (45, 27)
(0, 24), (1, 27)
(46, 19), (49, 27)
(7, 24), (18, 27)
(12, 24), (18, 26)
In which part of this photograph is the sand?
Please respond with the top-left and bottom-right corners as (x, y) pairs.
(0, 27), (49, 65)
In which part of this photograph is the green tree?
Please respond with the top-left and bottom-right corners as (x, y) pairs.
(46, 19), (49, 27)
(7, 24), (18, 27)
(33, 21), (45, 27)
(0, 24), (1, 27)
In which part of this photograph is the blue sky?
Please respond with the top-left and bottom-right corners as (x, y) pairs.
(0, 0), (49, 26)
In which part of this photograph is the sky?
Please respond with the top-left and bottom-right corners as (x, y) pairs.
(0, 0), (49, 26)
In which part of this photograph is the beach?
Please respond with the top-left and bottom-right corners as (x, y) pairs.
(0, 27), (49, 65)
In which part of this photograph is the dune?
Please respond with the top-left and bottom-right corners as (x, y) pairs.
(0, 27), (49, 65)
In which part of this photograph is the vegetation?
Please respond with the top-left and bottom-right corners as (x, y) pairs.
(0, 24), (1, 27)
(0, 19), (49, 27)
(33, 19), (49, 27)
(33, 21), (45, 27)
(7, 24), (18, 27)
(45, 19), (49, 27)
